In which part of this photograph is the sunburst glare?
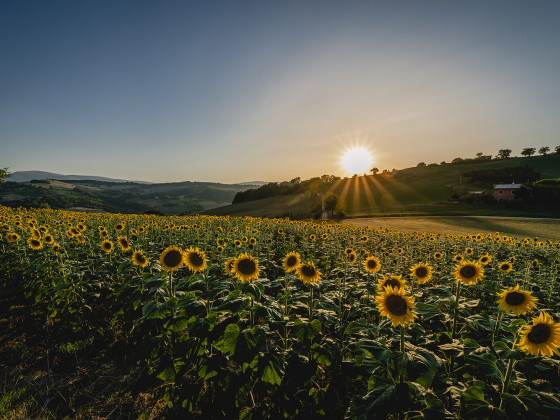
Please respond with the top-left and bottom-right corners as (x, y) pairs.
(341, 146), (373, 176)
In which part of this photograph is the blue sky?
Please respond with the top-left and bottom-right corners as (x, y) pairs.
(1, 1), (560, 183)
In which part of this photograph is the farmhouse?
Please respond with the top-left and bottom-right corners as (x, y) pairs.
(493, 183), (522, 201)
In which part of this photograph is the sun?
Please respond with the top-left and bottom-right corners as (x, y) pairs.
(341, 146), (373, 175)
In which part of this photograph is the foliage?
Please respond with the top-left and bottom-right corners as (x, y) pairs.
(464, 166), (541, 186)
(1, 206), (560, 417)
(521, 148), (536, 157)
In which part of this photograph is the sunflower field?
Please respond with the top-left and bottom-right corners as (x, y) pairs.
(1, 205), (560, 418)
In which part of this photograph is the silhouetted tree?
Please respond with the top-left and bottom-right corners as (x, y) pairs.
(370, 167), (379, 175)
(497, 149), (512, 159)
(538, 147), (550, 155)
(290, 177), (301, 184)
(0, 167), (9, 189)
(521, 148), (536, 157)
(323, 193), (340, 218)
(417, 162), (426, 167)
(555, 146), (560, 154)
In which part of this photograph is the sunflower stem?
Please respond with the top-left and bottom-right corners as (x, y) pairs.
(492, 312), (504, 344)
(499, 358), (516, 410)
(309, 285), (314, 321)
(451, 281), (462, 338)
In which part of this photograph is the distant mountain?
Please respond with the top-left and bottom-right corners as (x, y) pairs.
(6, 171), (151, 184)
(237, 181), (270, 186)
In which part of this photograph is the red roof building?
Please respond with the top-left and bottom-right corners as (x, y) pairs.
(493, 183), (522, 201)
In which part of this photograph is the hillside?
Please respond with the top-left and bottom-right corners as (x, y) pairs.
(205, 154), (560, 218)
(0, 179), (259, 215)
(5, 171), (150, 184)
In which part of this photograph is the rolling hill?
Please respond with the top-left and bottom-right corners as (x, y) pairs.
(205, 154), (560, 219)
(0, 178), (260, 215)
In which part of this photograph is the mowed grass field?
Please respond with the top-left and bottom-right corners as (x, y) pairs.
(344, 216), (560, 241)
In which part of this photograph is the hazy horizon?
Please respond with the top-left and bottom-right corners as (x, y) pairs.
(2, 1), (560, 183)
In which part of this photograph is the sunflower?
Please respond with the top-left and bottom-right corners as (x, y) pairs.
(375, 286), (417, 327)
(249, 237), (257, 245)
(224, 257), (236, 276)
(184, 247), (208, 273)
(347, 250), (358, 264)
(465, 247), (474, 255)
(132, 250), (149, 268)
(377, 274), (407, 290)
(27, 237), (43, 250)
(51, 243), (61, 252)
(363, 256), (381, 274)
(344, 248), (354, 255)
(43, 234), (54, 245)
(497, 284), (538, 315)
(453, 260), (484, 285)
(117, 236), (131, 251)
(517, 312), (560, 357)
(6, 233), (20, 242)
(434, 252), (443, 260)
(233, 254), (260, 282)
(478, 254), (492, 265)
(101, 240), (114, 253)
(217, 245), (224, 253)
(159, 246), (184, 272)
(454, 254), (464, 263)
(498, 261), (513, 273)
(115, 223), (125, 231)
(282, 251), (301, 273)
(410, 263), (433, 284)
(234, 239), (242, 247)
(297, 261), (322, 284)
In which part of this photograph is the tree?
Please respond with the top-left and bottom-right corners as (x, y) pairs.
(0, 167), (10, 188)
(370, 167), (379, 175)
(323, 193), (340, 218)
(417, 162), (426, 167)
(475, 152), (484, 159)
(555, 146), (560, 154)
(521, 148), (536, 157)
(538, 146), (550, 155)
(497, 149), (512, 159)
(290, 177), (301, 184)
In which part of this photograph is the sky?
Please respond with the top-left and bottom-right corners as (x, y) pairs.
(1, 0), (560, 184)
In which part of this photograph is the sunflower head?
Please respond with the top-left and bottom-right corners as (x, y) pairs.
(159, 246), (184, 272)
(517, 312), (560, 357)
(498, 261), (513, 273)
(101, 240), (113, 253)
(453, 260), (484, 285)
(363, 256), (381, 274)
(27, 237), (43, 250)
(347, 250), (358, 264)
(117, 236), (131, 251)
(497, 284), (538, 315)
(184, 247), (208, 273)
(479, 254), (492, 265)
(434, 252), (443, 260)
(410, 263), (433, 284)
(297, 261), (321, 284)
(283, 251), (301, 273)
(378, 274), (407, 291)
(454, 254), (464, 262)
(233, 253), (260, 283)
(224, 257), (237, 276)
(375, 286), (417, 327)
(132, 250), (149, 268)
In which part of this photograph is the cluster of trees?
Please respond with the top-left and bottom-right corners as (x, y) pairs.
(464, 166), (541, 186)
(417, 146), (560, 167)
(515, 178), (560, 205)
(232, 175), (340, 204)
